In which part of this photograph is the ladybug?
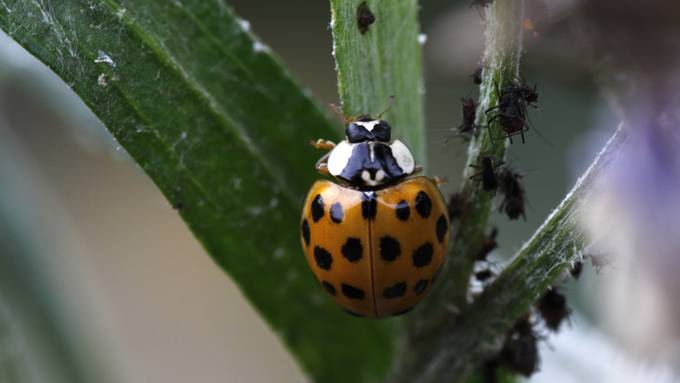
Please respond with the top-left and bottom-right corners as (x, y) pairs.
(301, 112), (450, 318)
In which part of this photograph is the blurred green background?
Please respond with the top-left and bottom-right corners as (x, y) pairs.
(0, 1), (676, 382)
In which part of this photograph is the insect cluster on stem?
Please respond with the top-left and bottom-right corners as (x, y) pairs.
(485, 80), (539, 144)
(468, 156), (527, 221)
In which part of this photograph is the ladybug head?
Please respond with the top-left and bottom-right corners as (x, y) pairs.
(345, 117), (392, 143)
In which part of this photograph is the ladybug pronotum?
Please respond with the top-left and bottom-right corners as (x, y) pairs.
(301, 114), (450, 318)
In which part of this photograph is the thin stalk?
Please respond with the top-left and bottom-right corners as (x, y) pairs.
(403, 0), (526, 345)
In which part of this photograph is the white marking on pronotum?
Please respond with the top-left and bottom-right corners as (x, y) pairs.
(327, 141), (355, 176)
(354, 120), (380, 131)
(418, 33), (428, 45)
(360, 169), (385, 186)
(390, 140), (415, 174)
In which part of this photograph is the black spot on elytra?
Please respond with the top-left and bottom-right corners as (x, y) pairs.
(344, 309), (365, 317)
(361, 192), (377, 220)
(380, 236), (401, 261)
(301, 219), (310, 246)
(314, 246), (333, 270)
(414, 279), (429, 295)
(415, 191), (432, 218)
(356, 1), (375, 35)
(330, 202), (344, 223)
(341, 238), (363, 262)
(392, 307), (414, 316)
(341, 283), (365, 300)
(413, 242), (434, 267)
(383, 282), (407, 299)
(322, 281), (336, 296)
(311, 194), (325, 222)
(436, 214), (448, 242)
(395, 200), (410, 221)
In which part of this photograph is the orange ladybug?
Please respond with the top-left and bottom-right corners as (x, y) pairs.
(301, 114), (450, 318)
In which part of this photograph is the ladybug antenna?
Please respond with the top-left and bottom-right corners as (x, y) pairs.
(329, 103), (353, 124)
(377, 95), (396, 119)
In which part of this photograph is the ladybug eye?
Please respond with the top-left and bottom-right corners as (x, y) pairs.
(372, 120), (392, 142)
(346, 122), (370, 143)
(345, 123), (369, 143)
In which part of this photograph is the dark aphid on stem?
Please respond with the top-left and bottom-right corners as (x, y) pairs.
(570, 260), (584, 279)
(513, 80), (539, 106)
(476, 227), (498, 261)
(481, 360), (499, 383)
(500, 316), (540, 377)
(458, 97), (479, 135)
(356, 2), (376, 35)
(470, 156), (503, 192)
(448, 192), (466, 221)
(536, 288), (571, 332)
(498, 167), (526, 220)
(486, 80), (539, 144)
(471, 65), (483, 85)
(475, 268), (494, 283)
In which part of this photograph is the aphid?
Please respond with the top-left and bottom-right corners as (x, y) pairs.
(485, 80), (539, 144)
(570, 260), (584, 279)
(498, 167), (526, 220)
(303, 107), (449, 318)
(536, 288), (571, 332)
(172, 200), (184, 211)
(514, 80), (539, 106)
(447, 192), (466, 221)
(481, 360), (499, 383)
(500, 316), (540, 377)
(458, 97), (478, 135)
(356, 2), (376, 35)
(476, 227), (498, 261)
(475, 268), (494, 283)
(471, 156), (502, 192)
(471, 65), (483, 85)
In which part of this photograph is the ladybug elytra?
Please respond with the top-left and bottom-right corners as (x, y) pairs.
(301, 112), (449, 318)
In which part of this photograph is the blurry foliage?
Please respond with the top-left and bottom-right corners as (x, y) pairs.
(0, 142), (92, 383)
(0, 1), (403, 382)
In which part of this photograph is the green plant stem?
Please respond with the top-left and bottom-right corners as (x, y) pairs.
(330, 0), (425, 164)
(403, 0), (526, 344)
(389, 125), (627, 383)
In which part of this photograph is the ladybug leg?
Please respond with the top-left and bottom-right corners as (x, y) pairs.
(316, 163), (330, 176)
(433, 176), (448, 186)
(413, 165), (423, 174)
(309, 138), (336, 151)
(315, 152), (331, 175)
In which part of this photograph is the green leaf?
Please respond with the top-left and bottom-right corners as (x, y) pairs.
(330, 0), (426, 164)
(0, 1), (394, 382)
